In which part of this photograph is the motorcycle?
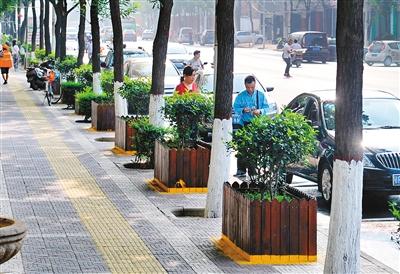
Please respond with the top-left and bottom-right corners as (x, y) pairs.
(291, 49), (306, 68)
(26, 60), (53, 90)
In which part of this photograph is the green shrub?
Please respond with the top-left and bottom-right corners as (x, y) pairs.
(100, 70), (114, 98)
(389, 201), (400, 221)
(56, 56), (78, 81)
(163, 93), (213, 149)
(130, 117), (167, 167)
(61, 81), (86, 105)
(28, 57), (39, 67)
(227, 109), (316, 200)
(119, 77), (151, 117)
(74, 64), (93, 87)
(34, 48), (46, 61)
(76, 86), (111, 119)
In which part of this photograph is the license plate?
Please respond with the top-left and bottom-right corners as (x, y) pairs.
(372, 53), (377, 57)
(312, 47), (320, 51)
(393, 174), (400, 186)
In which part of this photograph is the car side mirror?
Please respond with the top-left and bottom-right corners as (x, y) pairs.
(100, 62), (107, 68)
(203, 62), (208, 65)
(266, 87), (274, 92)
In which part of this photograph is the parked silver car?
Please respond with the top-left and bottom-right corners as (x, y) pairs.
(234, 31), (264, 46)
(364, 40), (400, 67)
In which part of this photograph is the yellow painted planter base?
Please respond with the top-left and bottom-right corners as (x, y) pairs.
(111, 147), (136, 156)
(214, 234), (317, 265)
(86, 127), (114, 132)
(147, 179), (208, 194)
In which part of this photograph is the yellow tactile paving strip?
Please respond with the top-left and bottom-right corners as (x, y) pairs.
(11, 82), (166, 274)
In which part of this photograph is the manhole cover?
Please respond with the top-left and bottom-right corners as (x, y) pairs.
(95, 137), (115, 142)
(171, 208), (205, 218)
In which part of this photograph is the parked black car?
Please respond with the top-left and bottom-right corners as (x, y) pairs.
(285, 90), (400, 203)
(289, 31), (330, 63)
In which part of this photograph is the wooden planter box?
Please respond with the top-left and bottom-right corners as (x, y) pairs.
(115, 116), (136, 151)
(153, 140), (210, 193)
(220, 182), (317, 264)
(91, 101), (115, 131)
(61, 89), (76, 108)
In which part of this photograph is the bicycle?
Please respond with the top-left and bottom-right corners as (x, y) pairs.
(43, 80), (54, 106)
(43, 71), (62, 106)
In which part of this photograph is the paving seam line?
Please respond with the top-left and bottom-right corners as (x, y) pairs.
(10, 81), (166, 274)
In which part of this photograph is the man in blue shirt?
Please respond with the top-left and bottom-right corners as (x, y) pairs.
(233, 75), (269, 177)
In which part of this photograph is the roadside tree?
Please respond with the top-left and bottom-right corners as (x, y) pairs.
(204, 0), (234, 218)
(148, 0), (173, 127)
(324, 0), (364, 273)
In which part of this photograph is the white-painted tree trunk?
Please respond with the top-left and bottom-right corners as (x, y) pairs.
(149, 94), (165, 127)
(324, 159), (363, 274)
(204, 118), (232, 218)
(92, 72), (102, 94)
(114, 81), (127, 117)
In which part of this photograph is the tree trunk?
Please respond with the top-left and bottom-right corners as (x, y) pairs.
(59, 11), (67, 59)
(204, 0), (234, 218)
(44, 0), (51, 54)
(39, 0), (44, 49)
(91, 0), (101, 94)
(324, 0), (364, 273)
(19, 5), (29, 44)
(248, 1), (254, 33)
(77, 0), (86, 65)
(149, 0), (173, 127)
(54, 9), (61, 58)
(17, 1), (22, 40)
(109, 0), (127, 116)
(31, 0), (37, 51)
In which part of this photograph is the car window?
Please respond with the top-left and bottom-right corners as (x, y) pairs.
(370, 42), (384, 53)
(323, 98), (400, 130)
(125, 59), (178, 78)
(167, 44), (187, 54)
(305, 100), (320, 126)
(289, 96), (310, 115)
(304, 33), (328, 47)
(388, 42), (399, 50)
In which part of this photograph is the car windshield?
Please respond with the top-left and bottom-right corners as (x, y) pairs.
(201, 74), (265, 94)
(167, 44), (187, 54)
(125, 59), (178, 78)
(304, 33), (328, 47)
(323, 98), (400, 130)
(123, 51), (148, 59)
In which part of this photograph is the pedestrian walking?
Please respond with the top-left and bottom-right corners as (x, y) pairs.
(0, 43), (13, 85)
(283, 38), (293, 77)
(233, 75), (270, 177)
(12, 40), (20, 70)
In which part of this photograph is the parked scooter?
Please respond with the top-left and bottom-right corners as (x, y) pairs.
(26, 60), (53, 90)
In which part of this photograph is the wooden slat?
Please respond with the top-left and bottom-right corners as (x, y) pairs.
(183, 149), (191, 187)
(280, 200), (290, 255)
(126, 122), (134, 150)
(222, 184), (227, 235)
(190, 149), (197, 185)
(154, 141), (159, 180)
(176, 149), (184, 187)
(289, 199), (300, 255)
(299, 199), (309, 255)
(196, 146), (204, 186)
(91, 101), (97, 130)
(308, 199), (317, 256)
(271, 199), (280, 255)
(262, 201), (272, 254)
(169, 149), (177, 187)
(251, 200), (262, 255)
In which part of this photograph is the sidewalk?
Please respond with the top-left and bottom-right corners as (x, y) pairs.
(0, 72), (398, 273)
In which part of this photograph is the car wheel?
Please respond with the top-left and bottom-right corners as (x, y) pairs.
(318, 162), (333, 204)
(322, 58), (327, 64)
(256, 38), (263, 44)
(366, 62), (373, 66)
(285, 173), (293, 184)
(384, 56), (392, 67)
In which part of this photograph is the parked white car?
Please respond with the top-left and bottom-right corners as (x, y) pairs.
(364, 40), (400, 67)
(234, 31), (264, 46)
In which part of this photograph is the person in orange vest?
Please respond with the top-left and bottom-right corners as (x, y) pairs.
(0, 44), (13, 85)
